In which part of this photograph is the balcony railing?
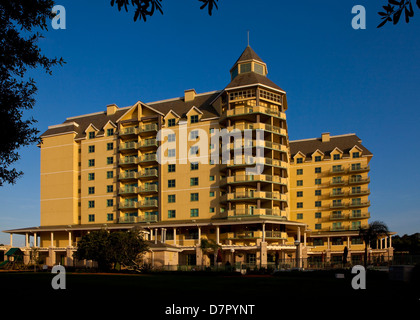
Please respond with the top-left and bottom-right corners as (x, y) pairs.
(119, 171), (139, 180)
(139, 199), (158, 208)
(349, 165), (370, 173)
(120, 127), (138, 136)
(225, 106), (286, 120)
(118, 215), (158, 223)
(139, 154), (157, 163)
(220, 174), (287, 186)
(119, 156), (139, 166)
(226, 208), (286, 218)
(138, 185), (158, 193)
(227, 123), (287, 136)
(139, 169), (158, 179)
(119, 141), (138, 152)
(138, 139), (158, 148)
(349, 177), (370, 184)
(139, 123), (158, 134)
(119, 186), (138, 194)
(119, 202), (139, 209)
(226, 191), (286, 202)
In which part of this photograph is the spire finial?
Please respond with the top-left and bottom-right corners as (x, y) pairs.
(247, 30), (250, 46)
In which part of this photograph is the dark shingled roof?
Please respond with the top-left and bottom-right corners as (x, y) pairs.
(148, 91), (220, 120)
(234, 46), (264, 64)
(225, 71), (284, 92)
(289, 134), (373, 159)
(40, 91), (221, 139)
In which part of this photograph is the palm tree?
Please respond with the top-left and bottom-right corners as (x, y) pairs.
(359, 221), (389, 267)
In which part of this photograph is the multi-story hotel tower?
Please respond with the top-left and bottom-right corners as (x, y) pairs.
(3, 46), (393, 268)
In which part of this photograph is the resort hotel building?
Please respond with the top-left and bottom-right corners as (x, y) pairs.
(1, 46), (394, 269)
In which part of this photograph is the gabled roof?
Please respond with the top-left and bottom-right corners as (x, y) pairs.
(290, 134), (373, 159)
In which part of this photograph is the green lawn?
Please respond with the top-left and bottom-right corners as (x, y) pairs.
(0, 269), (418, 312)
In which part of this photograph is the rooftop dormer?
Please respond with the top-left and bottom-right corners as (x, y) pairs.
(230, 46), (268, 80)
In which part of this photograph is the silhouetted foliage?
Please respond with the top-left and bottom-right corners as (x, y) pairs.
(0, 0), (64, 186)
(359, 221), (390, 267)
(110, 0), (219, 21)
(74, 228), (148, 271)
(378, 0), (420, 27)
(392, 233), (420, 254)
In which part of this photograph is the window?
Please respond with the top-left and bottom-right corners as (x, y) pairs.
(88, 200), (95, 208)
(315, 190), (321, 196)
(296, 158), (303, 164)
(88, 159), (95, 167)
(107, 157), (114, 165)
(209, 191), (215, 197)
(190, 193), (199, 201)
(106, 171), (113, 179)
(89, 132), (95, 139)
(168, 210), (176, 218)
(107, 128), (114, 136)
(333, 154), (340, 160)
(209, 175), (215, 181)
(190, 115), (199, 124)
(297, 213), (303, 219)
(168, 133), (176, 142)
(315, 156), (322, 162)
(190, 130), (199, 140)
(88, 214), (95, 222)
(168, 149), (176, 157)
(315, 212), (322, 219)
(240, 63), (252, 73)
(313, 239), (324, 246)
(332, 165), (342, 172)
(107, 213), (114, 221)
(190, 146), (199, 155)
(190, 208), (199, 217)
(297, 180), (303, 186)
(168, 194), (176, 203)
(315, 201), (322, 207)
(107, 185), (113, 193)
(168, 164), (176, 172)
(107, 199), (114, 207)
(352, 209), (362, 218)
(315, 224), (322, 230)
(352, 163), (361, 171)
(315, 178), (321, 185)
(209, 128), (215, 134)
(88, 173), (95, 181)
(190, 177), (199, 186)
(297, 191), (303, 197)
(190, 162), (199, 170)
(107, 143), (113, 150)
(210, 207), (215, 213)
(297, 169), (303, 175)
(315, 167), (321, 173)
(168, 179), (175, 188)
(168, 118), (176, 127)
(88, 187), (95, 194)
(352, 152), (360, 158)
(88, 145), (95, 153)
(297, 202), (303, 208)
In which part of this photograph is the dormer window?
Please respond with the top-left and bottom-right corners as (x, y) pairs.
(168, 119), (176, 127)
(296, 158), (303, 164)
(88, 132), (95, 139)
(190, 115), (199, 124)
(240, 63), (251, 73)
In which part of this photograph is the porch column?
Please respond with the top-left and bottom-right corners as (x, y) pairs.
(304, 231), (307, 247)
(34, 232), (37, 247)
(173, 228), (176, 245)
(25, 233), (29, 248)
(68, 231), (72, 247)
(389, 235), (392, 248)
(216, 226), (220, 245)
(51, 232), (54, 247)
(10, 233), (13, 247)
(155, 229), (158, 244)
(262, 223), (265, 242)
(347, 236), (351, 249)
(198, 227), (201, 243)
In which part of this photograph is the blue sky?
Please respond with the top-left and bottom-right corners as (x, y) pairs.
(1, 0), (419, 245)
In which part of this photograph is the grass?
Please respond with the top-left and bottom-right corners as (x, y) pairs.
(0, 269), (418, 312)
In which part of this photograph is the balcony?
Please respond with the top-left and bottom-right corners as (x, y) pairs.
(349, 200), (371, 208)
(226, 123), (287, 137)
(222, 191), (286, 203)
(330, 179), (345, 186)
(119, 171), (139, 180)
(349, 165), (370, 173)
(138, 139), (158, 150)
(224, 106), (286, 120)
(226, 208), (286, 219)
(119, 186), (138, 195)
(329, 213), (346, 221)
(118, 215), (158, 223)
(329, 191), (346, 197)
(138, 199), (158, 209)
(119, 156), (139, 167)
(138, 185), (158, 194)
(349, 212), (370, 219)
(139, 153), (157, 164)
(328, 167), (346, 175)
(349, 177), (370, 185)
(138, 169), (158, 180)
(349, 189), (370, 196)
(138, 123), (158, 136)
(119, 141), (138, 153)
(120, 127), (138, 138)
(119, 201), (139, 210)
(220, 174), (287, 186)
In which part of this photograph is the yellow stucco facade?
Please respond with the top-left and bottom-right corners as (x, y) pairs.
(3, 46), (393, 269)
